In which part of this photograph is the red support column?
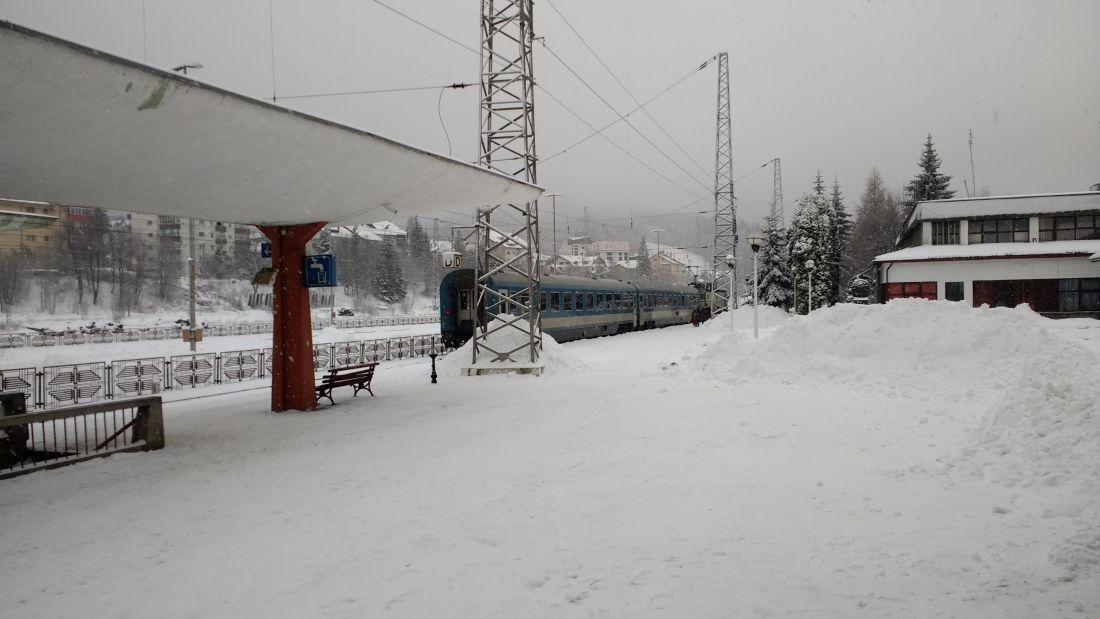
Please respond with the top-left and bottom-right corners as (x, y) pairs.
(258, 223), (327, 412)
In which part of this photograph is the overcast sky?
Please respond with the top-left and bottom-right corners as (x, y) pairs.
(2, 0), (1098, 237)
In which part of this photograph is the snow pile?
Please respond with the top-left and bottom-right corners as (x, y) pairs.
(701, 304), (791, 332)
(437, 316), (588, 376)
(691, 298), (1100, 581)
(697, 299), (1086, 397)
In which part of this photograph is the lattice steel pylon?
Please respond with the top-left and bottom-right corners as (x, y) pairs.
(712, 51), (736, 310)
(471, 0), (542, 370)
(772, 157), (784, 224)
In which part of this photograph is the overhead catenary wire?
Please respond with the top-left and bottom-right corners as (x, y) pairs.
(540, 57), (716, 164)
(537, 87), (709, 201)
(276, 82), (473, 101)
(538, 41), (713, 194)
(369, 0), (712, 203)
(544, 0), (714, 180)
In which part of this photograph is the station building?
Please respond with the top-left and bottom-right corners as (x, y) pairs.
(873, 191), (1100, 317)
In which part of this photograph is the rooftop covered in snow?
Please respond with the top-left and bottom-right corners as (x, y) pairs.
(0, 21), (541, 228)
(899, 191), (1100, 239)
(874, 239), (1100, 263)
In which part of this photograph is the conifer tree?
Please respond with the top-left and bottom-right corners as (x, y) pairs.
(635, 236), (653, 280)
(405, 217), (434, 294)
(849, 167), (905, 271)
(904, 134), (955, 205)
(786, 173), (836, 314)
(829, 178), (852, 302)
(372, 239), (407, 305)
(756, 202), (792, 310)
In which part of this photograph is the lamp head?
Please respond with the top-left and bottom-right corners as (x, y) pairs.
(747, 233), (765, 253)
(805, 259), (815, 270)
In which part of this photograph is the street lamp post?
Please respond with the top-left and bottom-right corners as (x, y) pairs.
(805, 259), (816, 313)
(747, 233), (765, 339)
(173, 62), (203, 350)
(725, 254), (736, 332)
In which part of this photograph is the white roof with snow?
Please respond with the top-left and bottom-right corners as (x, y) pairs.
(901, 192), (1100, 238)
(874, 239), (1100, 263)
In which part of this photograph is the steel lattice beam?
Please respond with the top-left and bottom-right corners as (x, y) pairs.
(712, 51), (736, 310)
(473, 0), (542, 368)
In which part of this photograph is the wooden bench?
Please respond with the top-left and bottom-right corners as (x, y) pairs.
(315, 362), (377, 406)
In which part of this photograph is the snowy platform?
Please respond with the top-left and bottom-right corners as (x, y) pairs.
(2, 302), (1098, 618)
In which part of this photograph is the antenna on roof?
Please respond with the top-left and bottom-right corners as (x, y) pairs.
(968, 129), (977, 197)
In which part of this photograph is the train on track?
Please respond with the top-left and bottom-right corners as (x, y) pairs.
(440, 269), (705, 348)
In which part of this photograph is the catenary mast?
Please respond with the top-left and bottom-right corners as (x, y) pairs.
(471, 0), (542, 370)
(712, 51), (736, 309)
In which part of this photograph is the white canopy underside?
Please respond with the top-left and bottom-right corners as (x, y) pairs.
(0, 21), (542, 227)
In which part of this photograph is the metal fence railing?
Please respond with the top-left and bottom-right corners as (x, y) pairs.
(0, 314), (440, 349)
(0, 395), (165, 480)
(0, 334), (450, 410)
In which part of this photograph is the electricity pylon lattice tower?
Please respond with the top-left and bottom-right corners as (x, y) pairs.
(471, 0), (542, 372)
(712, 51), (736, 310)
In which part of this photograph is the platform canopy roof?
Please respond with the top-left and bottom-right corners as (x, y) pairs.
(0, 21), (542, 227)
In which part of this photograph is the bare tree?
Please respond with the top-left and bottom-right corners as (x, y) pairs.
(0, 251), (27, 321)
(848, 168), (904, 273)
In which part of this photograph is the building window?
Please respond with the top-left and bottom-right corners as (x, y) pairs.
(1058, 278), (1100, 312)
(1039, 215), (1099, 241)
(945, 282), (964, 302)
(968, 218), (1028, 244)
(885, 282), (937, 301)
(932, 220), (960, 245)
(25, 234), (37, 242)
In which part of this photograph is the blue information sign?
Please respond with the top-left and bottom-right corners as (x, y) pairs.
(303, 254), (337, 287)
(260, 242), (272, 258)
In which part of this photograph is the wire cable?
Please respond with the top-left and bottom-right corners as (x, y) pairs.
(537, 86), (709, 201)
(276, 82), (472, 101)
(541, 57), (715, 163)
(545, 0), (714, 179)
(539, 42), (712, 193)
(438, 88), (452, 157)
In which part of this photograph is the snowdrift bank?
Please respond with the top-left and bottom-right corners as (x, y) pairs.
(437, 317), (588, 376)
(692, 299), (1100, 581)
(701, 304), (792, 332)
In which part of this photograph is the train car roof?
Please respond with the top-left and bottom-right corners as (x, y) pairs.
(489, 272), (700, 294)
(488, 273), (635, 292)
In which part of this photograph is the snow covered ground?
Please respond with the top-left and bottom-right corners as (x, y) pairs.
(2, 301), (1098, 618)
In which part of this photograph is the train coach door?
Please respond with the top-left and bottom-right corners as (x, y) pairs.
(458, 288), (475, 324)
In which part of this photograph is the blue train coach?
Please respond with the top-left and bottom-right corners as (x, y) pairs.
(440, 269), (703, 347)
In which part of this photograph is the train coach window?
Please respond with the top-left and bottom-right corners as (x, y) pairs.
(551, 292), (561, 310)
(564, 292), (574, 311)
(586, 293), (594, 309)
(541, 293), (548, 311)
(459, 290), (470, 310)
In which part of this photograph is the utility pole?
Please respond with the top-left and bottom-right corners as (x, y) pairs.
(545, 192), (561, 265)
(652, 228), (664, 284)
(712, 51), (736, 310)
(173, 62), (203, 351)
(472, 0), (542, 370)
